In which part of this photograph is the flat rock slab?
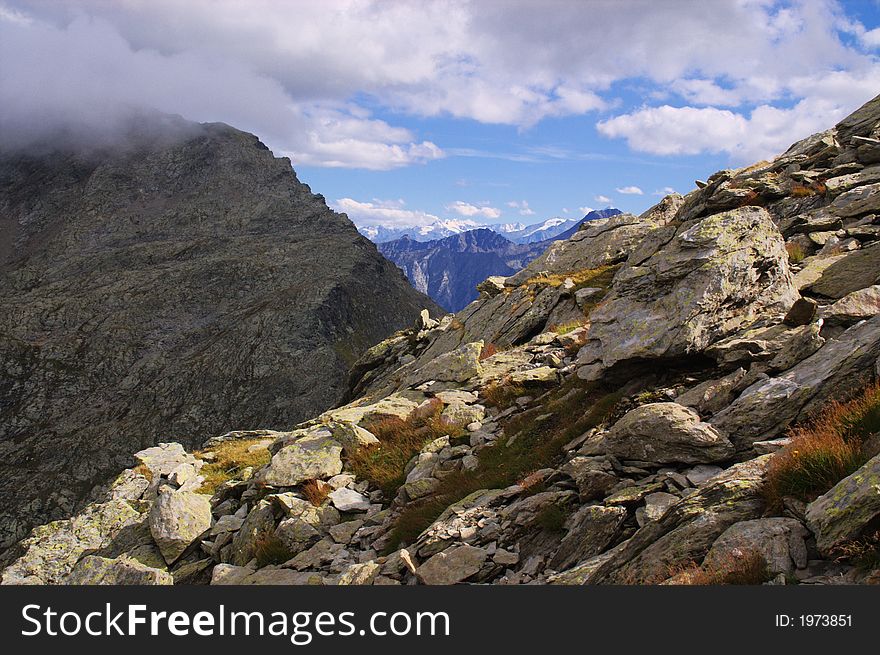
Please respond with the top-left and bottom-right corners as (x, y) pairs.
(416, 544), (488, 585)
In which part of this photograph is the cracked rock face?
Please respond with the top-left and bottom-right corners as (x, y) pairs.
(0, 114), (438, 550)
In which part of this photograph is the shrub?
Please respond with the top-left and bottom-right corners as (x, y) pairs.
(785, 241), (807, 264)
(348, 400), (467, 498)
(386, 379), (623, 550)
(254, 533), (293, 568)
(833, 530), (880, 572)
(668, 550), (770, 585)
(301, 479), (330, 507)
(196, 438), (273, 495)
(481, 379), (530, 409)
(765, 383), (880, 507)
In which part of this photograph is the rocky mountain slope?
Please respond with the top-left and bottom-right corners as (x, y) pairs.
(5, 95), (880, 586)
(0, 114), (438, 553)
(379, 210), (623, 311)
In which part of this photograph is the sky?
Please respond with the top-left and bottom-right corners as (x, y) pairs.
(2, 0), (880, 228)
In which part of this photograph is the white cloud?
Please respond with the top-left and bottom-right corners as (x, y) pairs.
(593, 196), (611, 205)
(446, 200), (502, 219)
(653, 186), (677, 196)
(332, 198), (440, 227)
(562, 207), (571, 214)
(615, 185), (643, 195)
(506, 200), (535, 216)
(577, 206), (593, 215)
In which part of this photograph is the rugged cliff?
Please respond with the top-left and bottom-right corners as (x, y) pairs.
(0, 114), (438, 551)
(4, 96), (880, 586)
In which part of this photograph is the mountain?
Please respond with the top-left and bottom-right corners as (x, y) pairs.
(378, 229), (546, 311)
(6, 95), (880, 588)
(378, 209), (624, 312)
(0, 114), (439, 551)
(357, 212), (619, 244)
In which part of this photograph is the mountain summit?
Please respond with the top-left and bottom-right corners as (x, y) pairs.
(0, 115), (438, 550)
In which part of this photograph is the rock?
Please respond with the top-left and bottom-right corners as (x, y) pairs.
(67, 555), (173, 585)
(416, 544), (489, 585)
(273, 518), (320, 555)
(476, 276), (507, 297)
(134, 443), (202, 479)
(704, 518), (809, 576)
(820, 285), (880, 326)
(440, 402), (486, 427)
(784, 297), (818, 326)
(684, 464), (724, 486)
(705, 322), (824, 372)
(711, 315), (880, 447)
(824, 165), (880, 196)
(327, 474), (356, 490)
(322, 394), (420, 425)
(806, 242), (880, 298)
(675, 368), (749, 415)
(337, 561), (381, 585)
(551, 456), (770, 584)
(643, 492), (680, 521)
(259, 434), (344, 486)
(149, 489), (213, 564)
(0, 499), (146, 585)
(328, 520), (364, 544)
(805, 453), (880, 556)
(417, 308), (438, 330)
(328, 488), (371, 513)
(210, 563), (257, 585)
(407, 341), (484, 385)
(508, 366), (559, 385)
(324, 422), (379, 454)
(210, 514), (245, 536)
(548, 505), (627, 571)
(792, 253), (849, 291)
(829, 181), (880, 217)
(577, 206), (798, 373)
(228, 501), (276, 566)
(434, 390), (479, 405)
(752, 438), (793, 454)
(602, 403), (734, 464)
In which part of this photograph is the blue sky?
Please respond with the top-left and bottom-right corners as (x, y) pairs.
(3, 0), (880, 225)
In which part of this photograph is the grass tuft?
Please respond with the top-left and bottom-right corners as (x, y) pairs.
(765, 383), (880, 507)
(196, 438), (272, 496)
(348, 400), (467, 498)
(254, 533), (293, 568)
(481, 379), (530, 409)
(667, 550), (770, 585)
(301, 479), (330, 507)
(785, 241), (807, 264)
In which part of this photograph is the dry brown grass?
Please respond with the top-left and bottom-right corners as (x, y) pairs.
(254, 532), (293, 568)
(666, 550), (770, 585)
(832, 530), (880, 571)
(481, 379), (530, 409)
(548, 319), (585, 335)
(348, 399), (467, 498)
(479, 342), (499, 361)
(196, 438), (273, 495)
(785, 241), (807, 264)
(132, 463), (154, 482)
(790, 181), (827, 198)
(525, 264), (617, 291)
(301, 479), (331, 507)
(765, 383), (880, 507)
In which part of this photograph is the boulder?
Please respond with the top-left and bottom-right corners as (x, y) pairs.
(416, 544), (489, 585)
(149, 489), (212, 564)
(228, 501), (276, 566)
(0, 499), (146, 585)
(703, 518), (808, 576)
(324, 422), (379, 454)
(711, 315), (880, 448)
(548, 505), (627, 571)
(67, 555), (173, 585)
(259, 434), (344, 486)
(440, 402), (485, 427)
(828, 181), (880, 217)
(328, 488), (371, 513)
(406, 341), (484, 385)
(675, 368), (749, 415)
(577, 206), (798, 375)
(806, 242), (880, 298)
(134, 442), (202, 478)
(805, 453), (880, 556)
(602, 403), (734, 464)
(820, 285), (880, 326)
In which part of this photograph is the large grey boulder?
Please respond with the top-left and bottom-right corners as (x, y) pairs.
(805, 242), (880, 298)
(149, 489), (212, 564)
(711, 315), (880, 448)
(0, 499), (147, 585)
(259, 434), (344, 486)
(805, 453), (880, 556)
(416, 544), (489, 585)
(703, 518), (809, 576)
(548, 505), (627, 571)
(820, 285), (880, 326)
(602, 403), (735, 464)
(67, 555), (173, 585)
(577, 206), (798, 377)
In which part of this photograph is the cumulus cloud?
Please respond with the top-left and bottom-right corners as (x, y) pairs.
(446, 201), (502, 219)
(506, 200), (535, 216)
(654, 186), (677, 196)
(3, 0), (880, 168)
(615, 186), (643, 195)
(332, 198), (440, 227)
(593, 196), (611, 205)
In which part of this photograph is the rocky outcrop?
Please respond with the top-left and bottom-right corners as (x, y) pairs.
(0, 113), (438, 550)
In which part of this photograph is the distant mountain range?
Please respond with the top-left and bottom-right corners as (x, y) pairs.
(378, 209), (621, 311)
(359, 211), (620, 244)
